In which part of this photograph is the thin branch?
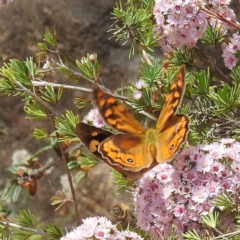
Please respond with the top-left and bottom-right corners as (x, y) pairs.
(31, 157), (61, 178)
(210, 230), (240, 240)
(48, 109), (81, 226)
(139, 45), (153, 66)
(0, 220), (48, 237)
(14, 81), (58, 115)
(32, 80), (93, 93)
(139, 110), (157, 121)
(15, 80), (81, 225)
(194, 46), (230, 83)
(201, 7), (240, 31)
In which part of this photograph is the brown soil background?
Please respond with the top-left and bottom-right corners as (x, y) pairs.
(0, 0), (140, 230)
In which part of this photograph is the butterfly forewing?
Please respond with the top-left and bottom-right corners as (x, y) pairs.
(94, 88), (145, 134)
(156, 65), (186, 131)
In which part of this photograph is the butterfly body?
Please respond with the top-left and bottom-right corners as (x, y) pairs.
(77, 65), (189, 179)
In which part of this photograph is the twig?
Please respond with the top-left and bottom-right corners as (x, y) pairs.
(194, 46), (230, 83)
(14, 80), (81, 226)
(0, 220), (48, 237)
(32, 80), (93, 93)
(201, 7), (240, 31)
(139, 110), (157, 121)
(14, 81), (58, 115)
(31, 157), (61, 178)
(48, 111), (81, 226)
(210, 230), (240, 240)
(139, 45), (153, 66)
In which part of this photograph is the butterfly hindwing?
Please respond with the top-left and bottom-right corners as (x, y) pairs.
(156, 114), (189, 162)
(76, 122), (113, 159)
(99, 133), (157, 171)
(76, 122), (152, 179)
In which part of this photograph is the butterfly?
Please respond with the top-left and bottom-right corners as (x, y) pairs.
(76, 65), (189, 179)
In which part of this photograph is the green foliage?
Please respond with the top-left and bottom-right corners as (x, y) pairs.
(171, 48), (196, 67)
(74, 96), (92, 110)
(54, 111), (80, 142)
(110, 169), (135, 193)
(38, 31), (57, 51)
(111, 0), (157, 57)
(39, 85), (63, 104)
(14, 209), (38, 228)
(24, 101), (47, 120)
(1, 182), (22, 203)
(76, 53), (101, 81)
(210, 83), (240, 113)
(44, 224), (63, 239)
(201, 23), (226, 46)
(33, 128), (49, 140)
(214, 191), (234, 211)
(182, 229), (202, 240)
(190, 68), (210, 96)
(140, 60), (162, 84)
(202, 210), (220, 229)
(75, 154), (98, 167)
(68, 155), (98, 183)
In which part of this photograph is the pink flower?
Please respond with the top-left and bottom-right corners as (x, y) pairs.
(135, 79), (146, 89)
(195, 154), (214, 172)
(222, 51), (237, 69)
(133, 90), (142, 99)
(83, 108), (105, 128)
(173, 204), (186, 219)
(191, 186), (209, 203)
(221, 34), (240, 69)
(205, 181), (221, 197)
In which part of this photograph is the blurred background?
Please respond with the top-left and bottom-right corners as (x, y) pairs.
(0, 0), (140, 228)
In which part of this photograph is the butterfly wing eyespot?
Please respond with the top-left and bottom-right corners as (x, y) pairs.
(127, 158), (134, 163)
(93, 88), (145, 134)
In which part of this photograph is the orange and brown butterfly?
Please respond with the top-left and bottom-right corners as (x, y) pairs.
(76, 65), (189, 179)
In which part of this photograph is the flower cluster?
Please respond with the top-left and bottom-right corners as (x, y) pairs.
(153, 0), (208, 51)
(134, 139), (240, 239)
(222, 33), (240, 69)
(83, 108), (105, 128)
(61, 216), (144, 240)
(153, 0), (237, 52)
(208, 1), (237, 33)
